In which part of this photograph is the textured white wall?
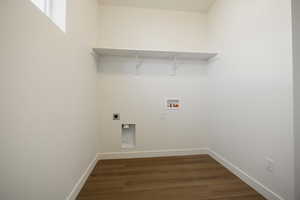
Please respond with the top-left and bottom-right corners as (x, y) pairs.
(0, 1), (296, 200)
(207, 0), (294, 199)
(0, 0), (100, 199)
(97, 6), (210, 153)
(98, 57), (210, 153)
(98, 5), (208, 52)
(97, 3), (296, 199)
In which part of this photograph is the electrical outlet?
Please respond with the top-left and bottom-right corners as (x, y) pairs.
(113, 113), (120, 120)
(265, 158), (274, 173)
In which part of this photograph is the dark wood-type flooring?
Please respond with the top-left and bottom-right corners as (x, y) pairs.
(77, 155), (266, 200)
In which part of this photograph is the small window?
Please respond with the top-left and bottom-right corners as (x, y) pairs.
(31, 0), (66, 32)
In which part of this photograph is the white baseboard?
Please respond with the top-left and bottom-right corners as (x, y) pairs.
(208, 150), (284, 200)
(66, 148), (284, 200)
(97, 148), (209, 160)
(66, 155), (99, 200)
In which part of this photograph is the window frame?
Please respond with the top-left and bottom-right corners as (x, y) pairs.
(31, 0), (66, 32)
(44, 0), (52, 18)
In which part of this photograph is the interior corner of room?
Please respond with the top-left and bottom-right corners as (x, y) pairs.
(1, 0), (299, 200)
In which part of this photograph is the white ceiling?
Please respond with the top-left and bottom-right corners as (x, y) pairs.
(98, 0), (216, 13)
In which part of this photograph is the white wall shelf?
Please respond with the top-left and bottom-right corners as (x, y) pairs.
(93, 48), (217, 61)
(92, 48), (217, 75)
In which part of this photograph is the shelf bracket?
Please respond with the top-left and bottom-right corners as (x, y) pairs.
(135, 55), (144, 75)
(171, 56), (179, 76)
(91, 51), (102, 72)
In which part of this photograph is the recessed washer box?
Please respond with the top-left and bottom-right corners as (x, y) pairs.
(166, 98), (181, 110)
(121, 124), (136, 149)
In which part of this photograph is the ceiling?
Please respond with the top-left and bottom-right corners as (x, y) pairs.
(98, 0), (216, 13)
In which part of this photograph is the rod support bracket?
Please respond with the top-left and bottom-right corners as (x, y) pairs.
(91, 50), (102, 72)
(171, 56), (179, 76)
(135, 55), (144, 75)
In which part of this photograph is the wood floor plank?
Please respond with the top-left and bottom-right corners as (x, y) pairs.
(76, 155), (266, 200)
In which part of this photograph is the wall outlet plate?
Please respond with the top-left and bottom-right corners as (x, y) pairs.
(265, 157), (274, 173)
(165, 98), (181, 110)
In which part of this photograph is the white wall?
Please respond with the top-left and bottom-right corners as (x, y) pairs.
(97, 6), (210, 153)
(1, 1), (296, 200)
(98, 5), (208, 51)
(98, 57), (210, 153)
(292, 0), (300, 199)
(97, 4), (296, 199)
(0, 0), (100, 199)
(207, 0), (295, 199)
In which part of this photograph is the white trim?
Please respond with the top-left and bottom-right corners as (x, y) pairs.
(66, 149), (285, 200)
(66, 155), (98, 200)
(97, 148), (209, 160)
(208, 150), (284, 200)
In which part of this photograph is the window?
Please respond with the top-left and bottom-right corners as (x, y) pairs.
(31, 0), (66, 32)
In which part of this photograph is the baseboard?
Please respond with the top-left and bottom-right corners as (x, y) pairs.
(66, 148), (284, 200)
(97, 148), (209, 160)
(66, 148), (208, 200)
(208, 150), (284, 200)
(66, 155), (98, 200)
